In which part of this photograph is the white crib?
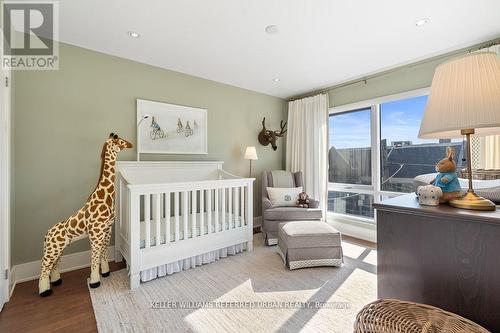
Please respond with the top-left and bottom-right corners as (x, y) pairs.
(115, 161), (254, 289)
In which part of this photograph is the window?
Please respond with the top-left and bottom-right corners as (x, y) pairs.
(380, 96), (463, 193)
(329, 108), (372, 185)
(328, 108), (373, 218)
(328, 90), (464, 222)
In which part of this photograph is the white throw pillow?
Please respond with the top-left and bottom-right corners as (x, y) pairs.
(267, 187), (303, 207)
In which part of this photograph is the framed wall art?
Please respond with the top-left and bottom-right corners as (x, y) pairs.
(136, 99), (208, 155)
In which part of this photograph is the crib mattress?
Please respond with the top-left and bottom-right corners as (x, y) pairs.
(139, 212), (244, 248)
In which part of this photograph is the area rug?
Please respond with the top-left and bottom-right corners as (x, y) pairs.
(89, 235), (377, 333)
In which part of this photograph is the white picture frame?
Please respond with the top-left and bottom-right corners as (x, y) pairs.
(137, 99), (208, 155)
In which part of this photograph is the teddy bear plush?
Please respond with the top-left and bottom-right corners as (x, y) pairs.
(430, 147), (462, 203)
(296, 192), (311, 208)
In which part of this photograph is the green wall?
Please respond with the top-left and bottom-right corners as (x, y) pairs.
(326, 39), (500, 107)
(13, 42), (286, 265)
(327, 57), (444, 107)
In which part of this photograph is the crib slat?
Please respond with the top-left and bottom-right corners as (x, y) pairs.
(240, 186), (245, 228)
(191, 190), (197, 238)
(144, 194), (151, 248)
(200, 189), (205, 235)
(174, 192), (179, 242)
(215, 188), (219, 232)
(154, 194), (161, 246)
(228, 187), (232, 229)
(126, 187), (130, 240)
(221, 188), (226, 231)
(207, 189), (212, 234)
(165, 192), (171, 243)
(183, 191), (188, 240)
(234, 187), (239, 228)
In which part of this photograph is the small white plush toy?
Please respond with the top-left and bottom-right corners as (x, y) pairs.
(416, 185), (443, 206)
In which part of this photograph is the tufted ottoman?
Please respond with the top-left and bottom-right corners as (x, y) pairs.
(277, 221), (343, 270)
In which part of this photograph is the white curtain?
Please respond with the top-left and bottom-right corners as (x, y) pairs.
(286, 94), (329, 216)
(478, 136), (500, 169)
(476, 44), (500, 169)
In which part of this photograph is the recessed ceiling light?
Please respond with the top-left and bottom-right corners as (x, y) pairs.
(265, 25), (279, 34)
(415, 18), (430, 27)
(272, 77), (280, 82)
(128, 31), (140, 38)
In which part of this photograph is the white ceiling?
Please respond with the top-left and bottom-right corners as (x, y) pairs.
(41, 1), (500, 97)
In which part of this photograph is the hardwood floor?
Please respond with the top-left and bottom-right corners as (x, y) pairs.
(0, 233), (375, 333)
(343, 234), (377, 249)
(0, 261), (125, 333)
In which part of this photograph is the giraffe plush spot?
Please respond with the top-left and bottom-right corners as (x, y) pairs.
(96, 189), (105, 199)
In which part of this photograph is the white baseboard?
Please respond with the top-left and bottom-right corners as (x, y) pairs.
(10, 246), (115, 296)
(9, 268), (16, 298)
(253, 216), (262, 227)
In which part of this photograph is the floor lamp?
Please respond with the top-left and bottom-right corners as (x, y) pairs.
(418, 52), (500, 211)
(244, 146), (258, 177)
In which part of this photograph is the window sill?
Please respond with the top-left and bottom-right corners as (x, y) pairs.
(326, 212), (377, 243)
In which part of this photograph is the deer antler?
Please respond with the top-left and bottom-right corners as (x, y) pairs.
(274, 120), (287, 137)
(261, 117), (267, 131)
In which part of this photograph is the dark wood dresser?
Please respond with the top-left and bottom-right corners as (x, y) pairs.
(374, 194), (500, 332)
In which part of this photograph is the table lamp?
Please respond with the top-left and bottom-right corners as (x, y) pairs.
(419, 52), (500, 211)
(244, 146), (258, 177)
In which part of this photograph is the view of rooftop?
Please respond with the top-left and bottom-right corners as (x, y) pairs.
(328, 95), (466, 218)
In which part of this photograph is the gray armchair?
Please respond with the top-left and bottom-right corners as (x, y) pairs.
(262, 170), (322, 245)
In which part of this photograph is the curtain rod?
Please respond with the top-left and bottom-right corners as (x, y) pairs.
(287, 38), (500, 102)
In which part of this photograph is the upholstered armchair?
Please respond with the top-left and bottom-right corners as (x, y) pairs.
(262, 170), (322, 245)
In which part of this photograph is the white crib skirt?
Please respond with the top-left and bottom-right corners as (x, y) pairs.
(140, 243), (245, 282)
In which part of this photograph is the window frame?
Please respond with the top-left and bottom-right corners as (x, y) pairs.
(328, 87), (430, 224)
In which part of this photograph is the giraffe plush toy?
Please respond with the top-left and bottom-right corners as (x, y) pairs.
(38, 133), (132, 297)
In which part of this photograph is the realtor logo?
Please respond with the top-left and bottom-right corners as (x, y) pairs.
(2, 1), (59, 70)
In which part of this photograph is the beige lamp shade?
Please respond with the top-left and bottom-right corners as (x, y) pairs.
(244, 146), (258, 160)
(418, 52), (500, 139)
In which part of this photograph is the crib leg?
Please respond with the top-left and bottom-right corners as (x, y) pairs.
(247, 240), (253, 251)
(130, 273), (140, 289)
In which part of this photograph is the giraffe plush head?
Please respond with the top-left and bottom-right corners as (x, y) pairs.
(107, 133), (133, 152)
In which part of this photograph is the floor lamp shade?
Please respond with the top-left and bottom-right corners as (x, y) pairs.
(244, 147), (258, 160)
(418, 52), (500, 139)
(244, 146), (257, 177)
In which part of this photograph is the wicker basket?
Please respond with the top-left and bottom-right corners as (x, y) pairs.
(459, 168), (500, 180)
(354, 299), (491, 333)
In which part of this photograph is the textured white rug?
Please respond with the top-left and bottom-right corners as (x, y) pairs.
(89, 235), (377, 333)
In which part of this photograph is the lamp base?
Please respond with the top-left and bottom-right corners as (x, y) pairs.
(449, 191), (496, 211)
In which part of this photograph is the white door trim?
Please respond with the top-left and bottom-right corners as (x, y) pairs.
(0, 28), (12, 310)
